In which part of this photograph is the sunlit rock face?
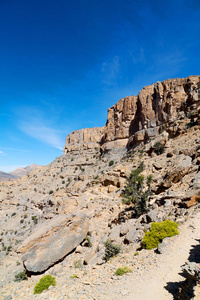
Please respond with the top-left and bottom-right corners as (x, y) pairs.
(64, 75), (200, 153)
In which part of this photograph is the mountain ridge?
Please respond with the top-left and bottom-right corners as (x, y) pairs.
(0, 164), (41, 182)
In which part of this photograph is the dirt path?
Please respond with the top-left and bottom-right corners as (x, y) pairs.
(124, 211), (200, 300)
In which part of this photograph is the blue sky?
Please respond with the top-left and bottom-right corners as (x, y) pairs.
(0, 0), (200, 172)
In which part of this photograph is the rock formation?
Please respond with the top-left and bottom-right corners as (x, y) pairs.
(63, 127), (104, 154)
(18, 213), (89, 273)
(63, 75), (200, 153)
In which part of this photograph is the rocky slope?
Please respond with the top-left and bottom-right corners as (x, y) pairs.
(0, 75), (200, 299)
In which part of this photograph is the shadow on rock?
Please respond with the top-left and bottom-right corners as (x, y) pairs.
(165, 239), (200, 299)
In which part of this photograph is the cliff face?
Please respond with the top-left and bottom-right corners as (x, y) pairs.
(63, 127), (104, 154)
(64, 75), (200, 153)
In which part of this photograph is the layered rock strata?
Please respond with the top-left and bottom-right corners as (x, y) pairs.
(63, 127), (104, 154)
(63, 75), (200, 153)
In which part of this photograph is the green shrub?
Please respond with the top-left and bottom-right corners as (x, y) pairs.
(34, 275), (56, 294)
(121, 163), (151, 217)
(32, 216), (38, 225)
(49, 190), (53, 195)
(70, 274), (78, 278)
(186, 121), (196, 128)
(147, 174), (153, 186)
(122, 198), (131, 205)
(84, 235), (92, 247)
(73, 259), (82, 269)
(109, 160), (114, 166)
(115, 266), (132, 276)
(103, 240), (121, 262)
(6, 245), (12, 255)
(14, 269), (28, 282)
(154, 142), (164, 155)
(142, 220), (179, 250)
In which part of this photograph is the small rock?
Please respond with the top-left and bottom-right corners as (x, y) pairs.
(4, 296), (12, 300)
(121, 290), (129, 295)
(75, 245), (83, 254)
(124, 229), (140, 244)
(109, 225), (120, 242)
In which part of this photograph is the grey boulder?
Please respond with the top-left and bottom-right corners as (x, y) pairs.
(18, 212), (89, 273)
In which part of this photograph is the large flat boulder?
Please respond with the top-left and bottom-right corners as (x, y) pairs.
(17, 212), (89, 273)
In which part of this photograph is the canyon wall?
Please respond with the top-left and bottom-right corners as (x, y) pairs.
(64, 75), (200, 154)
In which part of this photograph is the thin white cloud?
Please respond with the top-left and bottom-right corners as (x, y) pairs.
(0, 147), (30, 152)
(20, 121), (64, 150)
(0, 151), (6, 156)
(17, 107), (64, 150)
(101, 56), (120, 86)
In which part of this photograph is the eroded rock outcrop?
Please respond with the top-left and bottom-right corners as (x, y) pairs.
(18, 212), (89, 273)
(63, 75), (200, 154)
(63, 127), (104, 154)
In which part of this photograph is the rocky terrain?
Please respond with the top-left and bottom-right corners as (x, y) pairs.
(0, 75), (200, 299)
(0, 164), (40, 182)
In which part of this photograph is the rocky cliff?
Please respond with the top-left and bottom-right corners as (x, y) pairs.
(63, 127), (104, 154)
(63, 75), (200, 153)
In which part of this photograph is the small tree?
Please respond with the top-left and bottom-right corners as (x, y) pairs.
(154, 142), (164, 155)
(122, 163), (151, 217)
(14, 269), (28, 282)
(103, 240), (121, 262)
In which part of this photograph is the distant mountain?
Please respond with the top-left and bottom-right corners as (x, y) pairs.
(0, 164), (40, 182)
(9, 164), (40, 178)
(0, 171), (16, 182)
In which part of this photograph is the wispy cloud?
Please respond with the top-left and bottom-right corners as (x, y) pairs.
(0, 147), (30, 152)
(20, 121), (64, 150)
(17, 106), (64, 150)
(101, 56), (120, 86)
(0, 150), (6, 156)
